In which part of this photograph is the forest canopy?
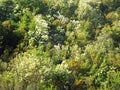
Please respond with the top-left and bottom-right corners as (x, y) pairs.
(0, 0), (120, 90)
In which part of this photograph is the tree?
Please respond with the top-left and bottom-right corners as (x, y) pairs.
(0, 0), (14, 21)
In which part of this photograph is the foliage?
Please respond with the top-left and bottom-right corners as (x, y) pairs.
(0, 0), (14, 21)
(0, 0), (120, 90)
(28, 14), (48, 46)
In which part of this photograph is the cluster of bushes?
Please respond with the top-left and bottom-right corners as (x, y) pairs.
(0, 0), (120, 90)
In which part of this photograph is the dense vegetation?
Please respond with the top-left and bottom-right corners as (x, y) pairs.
(0, 0), (120, 90)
